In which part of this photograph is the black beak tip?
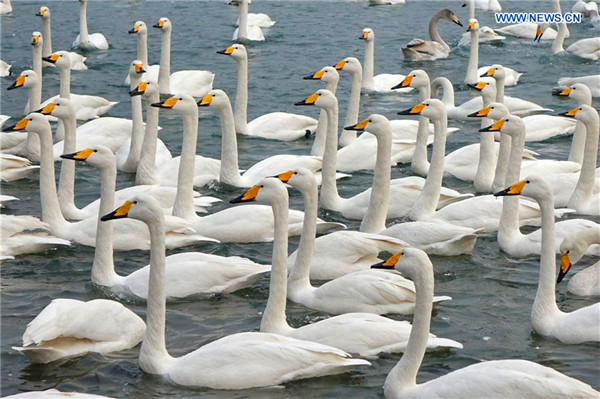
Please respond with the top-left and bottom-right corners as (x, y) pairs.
(456, 21), (463, 27)
(216, 50), (227, 54)
(229, 195), (244, 204)
(467, 111), (480, 118)
(303, 75), (315, 80)
(150, 102), (163, 108)
(294, 100), (308, 106)
(397, 109), (412, 115)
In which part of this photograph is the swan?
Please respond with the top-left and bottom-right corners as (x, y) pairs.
(495, 176), (600, 344)
(72, 0), (108, 50)
(295, 90), (470, 221)
(369, 0), (405, 5)
(462, 0), (502, 12)
(464, 19), (481, 84)
(125, 21), (160, 84)
(360, 28), (412, 93)
(12, 298), (145, 364)
(3, 114), (216, 250)
(559, 226), (600, 296)
(4, 389), (115, 398)
(0, 0), (11, 15)
(572, 0), (599, 17)
(152, 95), (341, 243)
(60, 145), (267, 299)
(496, 22), (561, 40)
(459, 25), (506, 46)
(233, 0), (265, 41)
(0, 214), (70, 259)
(42, 52), (117, 121)
(0, 59), (10, 76)
(558, 75), (600, 97)
(536, 22), (600, 59)
(402, 9), (463, 61)
(36, 7), (87, 70)
(373, 248), (599, 398)
(198, 90), (324, 187)
(232, 177), (451, 315)
(0, 194), (18, 207)
(238, 5), (275, 28)
(554, 83), (594, 163)
(218, 44), (317, 140)
(101, 195), (369, 389)
(153, 18), (214, 97)
(0, 154), (38, 182)
(236, 174), (461, 356)
(483, 115), (599, 258)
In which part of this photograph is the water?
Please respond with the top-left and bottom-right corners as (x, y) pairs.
(1, 0), (599, 397)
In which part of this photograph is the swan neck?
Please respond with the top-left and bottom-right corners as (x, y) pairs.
(429, 12), (448, 49)
(57, 114), (78, 216)
(465, 29), (479, 84)
(137, 31), (149, 67)
(411, 85), (431, 176)
(320, 103), (343, 211)
(311, 80), (338, 156)
(59, 66), (71, 99)
(340, 68), (362, 146)
(172, 109), (199, 219)
(495, 77), (505, 103)
(42, 18), (52, 56)
(238, 1), (249, 40)
(158, 29), (171, 94)
(122, 75), (145, 171)
(25, 83), (42, 161)
(498, 129), (526, 244)
(234, 57), (249, 134)
(568, 121), (586, 164)
(218, 101), (242, 185)
(473, 94), (496, 193)
(570, 114), (599, 206)
(492, 133), (511, 192)
(79, 1), (89, 43)
(533, 194), (560, 316)
(136, 92), (161, 186)
(552, 23), (567, 54)
(289, 183), (318, 291)
(432, 77), (454, 107)
(363, 39), (375, 91)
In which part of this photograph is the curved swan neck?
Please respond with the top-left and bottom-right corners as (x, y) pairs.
(234, 56), (249, 134)
(217, 101), (242, 185)
(135, 91), (161, 186)
(498, 129), (526, 244)
(137, 31), (149, 67)
(261, 197), (294, 335)
(409, 113), (448, 219)
(289, 182), (318, 291)
(465, 29), (479, 84)
(139, 212), (174, 375)
(79, 1), (90, 44)
(552, 23), (567, 54)
(569, 112), (599, 207)
(57, 113), (79, 217)
(431, 77), (454, 108)
(91, 159), (120, 287)
(363, 39), (375, 91)
(42, 18), (52, 56)
(412, 85), (431, 176)
(320, 102), (344, 211)
(385, 254), (434, 392)
(158, 29), (171, 94)
(311, 80), (338, 156)
(429, 11), (449, 50)
(340, 68), (362, 147)
(172, 109), (199, 219)
(360, 125), (392, 233)
(238, 0), (249, 40)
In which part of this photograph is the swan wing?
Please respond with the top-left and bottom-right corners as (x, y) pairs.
(241, 154), (322, 185)
(170, 70), (214, 97)
(247, 112), (318, 140)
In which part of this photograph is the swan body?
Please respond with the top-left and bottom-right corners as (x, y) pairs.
(573, 0), (599, 17)
(4, 390), (115, 399)
(241, 13), (275, 28)
(0, 215), (70, 258)
(402, 9), (463, 60)
(219, 44), (317, 140)
(559, 226), (600, 296)
(154, 18), (214, 97)
(233, 0), (266, 41)
(496, 22), (561, 40)
(12, 298), (145, 364)
(496, 176), (600, 344)
(101, 195), (369, 389)
(558, 75), (600, 97)
(36, 8), (87, 70)
(376, 248), (599, 399)
(72, 0), (109, 50)
(567, 37), (600, 60)
(369, 0), (405, 4)
(468, 0), (502, 11)
(0, 0), (11, 15)
(233, 26), (264, 41)
(0, 59), (11, 76)
(0, 154), (39, 182)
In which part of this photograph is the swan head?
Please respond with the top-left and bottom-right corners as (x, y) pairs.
(467, 77), (496, 99)
(151, 94), (197, 115)
(2, 112), (50, 134)
(397, 98), (446, 120)
(393, 70), (429, 90)
(557, 227), (597, 283)
(130, 80), (159, 98)
(345, 114), (391, 138)
(36, 6), (50, 19)
(303, 66), (339, 85)
(559, 104), (598, 124)
(479, 114), (524, 138)
(441, 9), (463, 26)
(129, 21), (147, 35)
(480, 64), (505, 80)
(6, 70), (38, 91)
(294, 89), (337, 109)
(370, 248), (429, 281)
(101, 196), (163, 225)
(230, 178), (288, 205)
(35, 98), (75, 119)
(129, 60), (146, 77)
(360, 28), (374, 42)
(153, 17), (172, 32)
(197, 89), (230, 110)
(31, 31), (43, 47)
(534, 23), (551, 42)
(334, 57), (362, 74)
(274, 168), (316, 191)
(494, 175), (551, 203)
(42, 51), (71, 69)
(467, 18), (479, 32)
(468, 101), (509, 120)
(60, 145), (113, 169)
(553, 83), (592, 104)
(217, 44), (247, 60)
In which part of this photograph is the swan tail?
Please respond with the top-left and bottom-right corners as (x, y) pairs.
(315, 222), (347, 234)
(425, 337), (464, 350)
(436, 193), (474, 210)
(12, 345), (67, 364)
(432, 295), (452, 306)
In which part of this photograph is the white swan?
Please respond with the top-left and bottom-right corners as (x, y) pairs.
(459, 25), (506, 46)
(369, 0), (405, 5)
(573, 0), (599, 17)
(496, 22), (561, 40)
(0, 59), (11, 76)
(36, 7), (87, 70)
(375, 248), (599, 398)
(3, 114), (216, 250)
(232, 177), (451, 316)
(0, 154), (38, 182)
(0, 194), (18, 207)
(559, 226), (600, 296)
(72, 0), (108, 50)
(462, 0), (502, 12)
(0, 214), (70, 259)
(198, 90), (323, 187)
(125, 21), (160, 84)
(360, 28), (412, 93)
(558, 75), (600, 97)
(42, 51), (117, 121)
(402, 9), (463, 60)
(218, 44), (317, 140)
(237, 174), (462, 356)
(4, 389), (115, 398)
(101, 195), (369, 389)
(233, 0), (265, 41)
(153, 18), (214, 97)
(60, 145), (267, 299)
(0, 0), (11, 15)
(152, 95), (342, 243)
(12, 298), (144, 364)
(495, 176), (600, 344)
(536, 21), (600, 59)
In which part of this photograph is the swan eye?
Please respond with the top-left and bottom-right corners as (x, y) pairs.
(491, 106), (495, 109)
(525, 180), (530, 183)
(368, 119), (372, 122)
(566, 250), (570, 254)
(133, 201), (138, 204)
(572, 87), (576, 90)
(93, 149), (98, 153)
(179, 98), (182, 100)
(260, 185), (264, 188)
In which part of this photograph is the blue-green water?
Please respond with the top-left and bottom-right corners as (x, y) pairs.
(1, 0), (599, 397)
